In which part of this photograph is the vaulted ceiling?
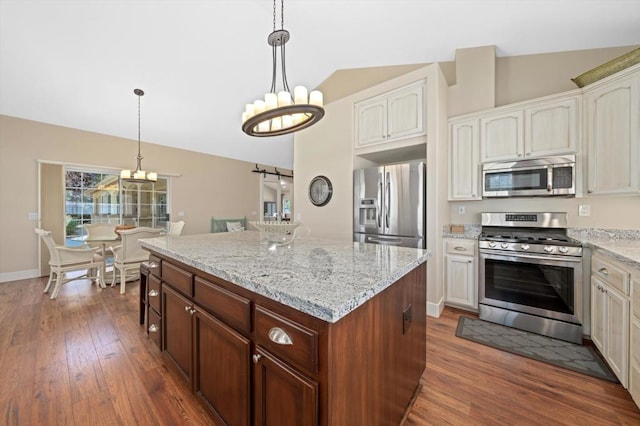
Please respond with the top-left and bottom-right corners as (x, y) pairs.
(1, 0), (639, 168)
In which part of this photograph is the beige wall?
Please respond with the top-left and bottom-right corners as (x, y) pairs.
(0, 115), (262, 280)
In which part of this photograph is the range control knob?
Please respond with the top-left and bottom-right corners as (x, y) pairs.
(521, 244), (530, 251)
(558, 246), (569, 254)
(500, 242), (509, 249)
(488, 242), (497, 248)
(544, 245), (555, 253)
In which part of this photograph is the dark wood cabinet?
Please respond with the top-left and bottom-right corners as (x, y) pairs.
(193, 308), (251, 426)
(146, 251), (426, 426)
(162, 285), (193, 383)
(254, 347), (318, 426)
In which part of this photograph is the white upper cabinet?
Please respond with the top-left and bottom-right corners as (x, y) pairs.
(479, 94), (579, 163)
(584, 65), (640, 195)
(355, 81), (425, 148)
(449, 119), (480, 200)
(480, 110), (524, 162)
(525, 96), (579, 158)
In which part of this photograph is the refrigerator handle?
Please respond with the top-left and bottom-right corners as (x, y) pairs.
(377, 173), (383, 228)
(385, 171), (390, 229)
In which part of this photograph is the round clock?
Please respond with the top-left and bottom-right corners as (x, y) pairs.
(308, 175), (333, 207)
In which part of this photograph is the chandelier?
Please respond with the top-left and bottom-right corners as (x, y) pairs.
(241, 0), (324, 137)
(121, 89), (157, 183)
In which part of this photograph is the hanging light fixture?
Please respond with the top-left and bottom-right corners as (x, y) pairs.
(121, 88), (157, 183)
(241, 0), (324, 137)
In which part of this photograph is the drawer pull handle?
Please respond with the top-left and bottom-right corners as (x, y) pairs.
(252, 354), (262, 364)
(148, 289), (159, 297)
(268, 327), (293, 345)
(454, 246), (467, 251)
(598, 267), (609, 276)
(148, 324), (159, 333)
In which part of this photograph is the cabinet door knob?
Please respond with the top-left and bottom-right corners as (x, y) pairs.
(252, 354), (262, 364)
(598, 267), (609, 276)
(148, 289), (159, 297)
(184, 305), (191, 312)
(190, 308), (197, 315)
(148, 324), (159, 333)
(268, 327), (293, 345)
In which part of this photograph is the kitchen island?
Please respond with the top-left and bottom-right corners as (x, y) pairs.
(139, 231), (429, 425)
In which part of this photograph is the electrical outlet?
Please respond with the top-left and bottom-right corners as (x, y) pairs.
(402, 305), (412, 335)
(178, 211), (185, 217)
(578, 205), (591, 217)
(458, 206), (465, 215)
(28, 212), (38, 221)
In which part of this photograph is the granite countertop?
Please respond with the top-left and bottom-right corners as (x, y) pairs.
(139, 231), (430, 323)
(569, 228), (640, 269)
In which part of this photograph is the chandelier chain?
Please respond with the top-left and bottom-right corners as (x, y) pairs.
(137, 93), (142, 162)
(272, 0), (284, 31)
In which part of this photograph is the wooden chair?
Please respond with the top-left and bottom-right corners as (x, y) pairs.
(167, 220), (185, 236)
(35, 228), (105, 299)
(211, 216), (247, 233)
(110, 227), (163, 294)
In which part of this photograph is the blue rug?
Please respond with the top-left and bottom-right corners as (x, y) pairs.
(455, 316), (618, 383)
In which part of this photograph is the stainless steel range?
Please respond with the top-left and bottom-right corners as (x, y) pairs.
(478, 212), (583, 344)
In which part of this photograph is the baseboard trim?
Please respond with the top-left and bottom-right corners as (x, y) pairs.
(427, 298), (444, 318)
(0, 269), (40, 283)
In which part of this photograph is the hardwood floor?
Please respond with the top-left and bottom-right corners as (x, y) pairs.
(1, 277), (638, 425)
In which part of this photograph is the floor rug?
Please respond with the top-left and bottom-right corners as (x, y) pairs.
(455, 316), (618, 383)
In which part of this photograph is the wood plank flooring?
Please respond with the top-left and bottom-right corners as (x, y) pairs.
(1, 277), (639, 425)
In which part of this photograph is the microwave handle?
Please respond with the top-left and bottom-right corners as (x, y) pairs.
(547, 166), (553, 192)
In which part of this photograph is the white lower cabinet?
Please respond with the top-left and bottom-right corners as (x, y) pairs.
(590, 252), (631, 388)
(444, 238), (477, 310)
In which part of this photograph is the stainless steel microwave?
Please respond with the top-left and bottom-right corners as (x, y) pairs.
(482, 155), (576, 198)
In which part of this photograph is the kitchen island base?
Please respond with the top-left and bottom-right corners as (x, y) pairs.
(143, 252), (426, 425)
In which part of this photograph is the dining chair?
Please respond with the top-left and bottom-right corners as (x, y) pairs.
(110, 227), (163, 294)
(35, 228), (105, 299)
(167, 220), (185, 236)
(84, 223), (119, 254)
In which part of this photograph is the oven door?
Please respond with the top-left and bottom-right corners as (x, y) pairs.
(479, 250), (582, 324)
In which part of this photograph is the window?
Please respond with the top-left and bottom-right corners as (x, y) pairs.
(64, 168), (169, 244)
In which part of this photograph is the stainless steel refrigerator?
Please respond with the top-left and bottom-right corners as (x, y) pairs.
(353, 161), (425, 248)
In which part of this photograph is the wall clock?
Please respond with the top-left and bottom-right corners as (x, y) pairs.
(308, 175), (333, 207)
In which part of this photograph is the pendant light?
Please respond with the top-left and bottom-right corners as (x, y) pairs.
(121, 89), (157, 183)
(241, 0), (324, 137)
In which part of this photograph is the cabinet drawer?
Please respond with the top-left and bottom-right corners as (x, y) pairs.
(148, 275), (161, 313)
(445, 239), (476, 256)
(592, 255), (630, 296)
(148, 255), (161, 277)
(194, 277), (251, 333)
(148, 308), (162, 349)
(255, 306), (319, 374)
(162, 262), (193, 297)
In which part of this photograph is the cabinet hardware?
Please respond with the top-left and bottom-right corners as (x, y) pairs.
(190, 308), (197, 315)
(598, 267), (609, 276)
(454, 246), (467, 251)
(184, 305), (191, 312)
(148, 324), (159, 333)
(467, 260), (472, 263)
(268, 327), (293, 345)
(148, 261), (159, 268)
(252, 354), (262, 364)
(148, 289), (159, 297)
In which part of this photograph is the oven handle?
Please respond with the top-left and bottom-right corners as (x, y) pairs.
(479, 250), (582, 263)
